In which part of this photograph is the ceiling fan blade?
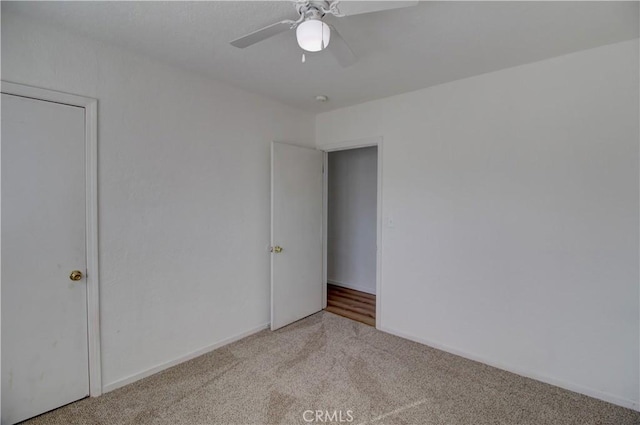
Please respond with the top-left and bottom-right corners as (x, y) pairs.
(328, 26), (357, 68)
(333, 1), (418, 17)
(230, 20), (295, 48)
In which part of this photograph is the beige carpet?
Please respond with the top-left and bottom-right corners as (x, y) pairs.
(25, 312), (639, 425)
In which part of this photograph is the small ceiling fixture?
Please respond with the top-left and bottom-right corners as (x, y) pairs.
(315, 95), (328, 102)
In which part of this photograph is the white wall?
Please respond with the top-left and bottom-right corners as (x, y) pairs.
(328, 147), (378, 294)
(317, 39), (640, 409)
(1, 12), (315, 391)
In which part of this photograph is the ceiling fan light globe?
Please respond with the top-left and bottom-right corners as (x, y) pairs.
(296, 20), (330, 52)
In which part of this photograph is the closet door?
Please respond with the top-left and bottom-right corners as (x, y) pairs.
(2, 93), (89, 424)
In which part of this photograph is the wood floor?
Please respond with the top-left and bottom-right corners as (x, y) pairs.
(325, 284), (376, 326)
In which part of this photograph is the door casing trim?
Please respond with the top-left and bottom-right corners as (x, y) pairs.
(319, 136), (383, 329)
(1, 81), (102, 396)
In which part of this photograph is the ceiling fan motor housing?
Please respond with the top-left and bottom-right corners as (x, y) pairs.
(295, 2), (334, 52)
(296, 1), (333, 18)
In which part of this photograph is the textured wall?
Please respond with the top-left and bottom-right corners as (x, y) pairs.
(317, 39), (640, 409)
(2, 12), (315, 390)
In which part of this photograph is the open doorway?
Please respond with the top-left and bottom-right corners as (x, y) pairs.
(323, 146), (379, 326)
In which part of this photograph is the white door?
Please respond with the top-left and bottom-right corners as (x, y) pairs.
(271, 142), (323, 330)
(2, 93), (89, 425)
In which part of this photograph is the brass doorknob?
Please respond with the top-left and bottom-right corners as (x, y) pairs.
(70, 270), (83, 281)
(271, 246), (283, 253)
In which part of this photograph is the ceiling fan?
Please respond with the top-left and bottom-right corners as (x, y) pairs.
(230, 1), (418, 67)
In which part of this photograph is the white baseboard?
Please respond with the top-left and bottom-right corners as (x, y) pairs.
(379, 325), (639, 412)
(327, 279), (376, 295)
(102, 322), (270, 393)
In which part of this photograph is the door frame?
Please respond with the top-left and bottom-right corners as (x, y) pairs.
(320, 136), (383, 329)
(1, 81), (102, 396)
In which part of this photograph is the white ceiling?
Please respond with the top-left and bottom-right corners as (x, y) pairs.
(3, 1), (638, 113)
